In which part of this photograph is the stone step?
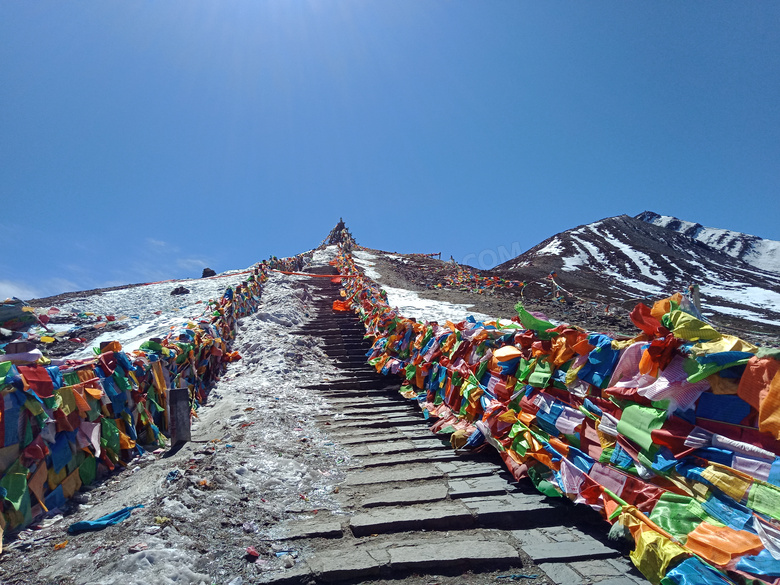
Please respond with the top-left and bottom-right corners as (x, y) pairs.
(315, 389), (397, 399)
(385, 538), (521, 574)
(460, 493), (566, 529)
(347, 439), (449, 457)
(326, 398), (404, 409)
(349, 501), (476, 536)
(327, 416), (429, 430)
(303, 381), (396, 391)
(344, 464), (445, 486)
(333, 432), (406, 446)
(259, 536), (523, 584)
(271, 519), (345, 540)
(324, 404), (415, 416)
(326, 411), (421, 425)
(361, 483), (449, 508)
(326, 427), (403, 439)
(434, 460), (502, 478)
(512, 526), (622, 563)
(345, 440), (414, 457)
(448, 474), (520, 499)
(349, 449), (462, 468)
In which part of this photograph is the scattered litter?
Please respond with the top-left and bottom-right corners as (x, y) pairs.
(245, 546), (260, 560)
(128, 542), (148, 553)
(67, 505), (144, 535)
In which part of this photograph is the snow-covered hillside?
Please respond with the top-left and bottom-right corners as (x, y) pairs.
(637, 211), (780, 274)
(498, 213), (780, 335)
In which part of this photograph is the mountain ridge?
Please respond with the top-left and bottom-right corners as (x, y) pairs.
(493, 212), (780, 337)
(637, 210), (780, 274)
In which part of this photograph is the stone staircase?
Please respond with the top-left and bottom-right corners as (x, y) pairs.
(259, 266), (649, 585)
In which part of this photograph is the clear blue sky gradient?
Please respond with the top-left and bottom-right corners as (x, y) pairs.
(2, 2), (779, 299)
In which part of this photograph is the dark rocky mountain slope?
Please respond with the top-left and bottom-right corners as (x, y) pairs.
(493, 213), (780, 339)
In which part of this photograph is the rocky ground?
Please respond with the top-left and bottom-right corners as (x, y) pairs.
(361, 251), (645, 339)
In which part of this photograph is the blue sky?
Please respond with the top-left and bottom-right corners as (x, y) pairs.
(2, 2), (779, 299)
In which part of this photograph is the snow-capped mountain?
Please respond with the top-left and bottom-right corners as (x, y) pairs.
(495, 213), (780, 336)
(637, 211), (780, 274)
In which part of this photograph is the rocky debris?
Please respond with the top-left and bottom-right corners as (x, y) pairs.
(29, 320), (127, 359)
(202, 267), (217, 278)
(170, 286), (190, 296)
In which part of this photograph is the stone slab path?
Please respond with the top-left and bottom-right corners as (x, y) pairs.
(258, 268), (649, 585)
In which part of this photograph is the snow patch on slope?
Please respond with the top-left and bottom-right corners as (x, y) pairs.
(560, 241), (589, 272)
(535, 238), (565, 257)
(595, 227), (666, 284)
(62, 270), (255, 358)
(353, 250), (492, 323)
(352, 250), (382, 280)
(381, 285), (492, 324)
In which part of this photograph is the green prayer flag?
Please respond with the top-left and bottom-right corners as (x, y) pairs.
(599, 446), (615, 464)
(649, 493), (720, 542)
(616, 404), (667, 453)
(0, 459), (30, 511)
(663, 310), (721, 342)
(527, 465), (562, 498)
(475, 359), (488, 382)
(113, 372), (130, 392)
(748, 483), (780, 520)
(101, 418), (121, 455)
(140, 340), (163, 352)
(22, 418), (33, 448)
(24, 398), (45, 417)
(63, 371), (81, 386)
(514, 303), (558, 340)
(528, 359), (553, 388)
(79, 455), (97, 486)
